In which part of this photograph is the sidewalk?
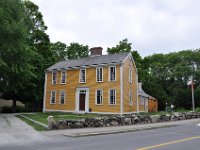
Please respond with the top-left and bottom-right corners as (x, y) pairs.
(43, 118), (200, 137)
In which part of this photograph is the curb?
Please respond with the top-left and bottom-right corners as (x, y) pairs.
(64, 124), (176, 137)
(18, 114), (48, 129)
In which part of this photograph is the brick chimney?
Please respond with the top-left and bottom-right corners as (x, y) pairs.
(90, 47), (102, 56)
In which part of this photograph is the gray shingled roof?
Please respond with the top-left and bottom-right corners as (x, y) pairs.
(138, 88), (157, 100)
(138, 89), (149, 98)
(46, 52), (130, 71)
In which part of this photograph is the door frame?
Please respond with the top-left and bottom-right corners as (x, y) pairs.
(75, 87), (89, 113)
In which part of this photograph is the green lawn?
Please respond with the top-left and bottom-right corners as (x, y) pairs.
(21, 112), (102, 125)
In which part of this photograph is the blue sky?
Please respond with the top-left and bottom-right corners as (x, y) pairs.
(31, 0), (200, 57)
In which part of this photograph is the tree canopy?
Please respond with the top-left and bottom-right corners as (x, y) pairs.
(107, 38), (132, 54)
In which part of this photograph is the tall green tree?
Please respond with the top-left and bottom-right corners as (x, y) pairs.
(107, 38), (132, 54)
(0, 0), (35, 112)
(50, 41), (67, 61)
(66, 43), (89, 59)
(22, 0), (57, 111)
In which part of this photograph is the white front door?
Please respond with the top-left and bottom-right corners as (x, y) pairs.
(75, 88), (89, 113)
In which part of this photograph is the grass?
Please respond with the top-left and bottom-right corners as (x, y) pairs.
(139, 111), (169, 116)
(16, 115), (47, 131)
(21, 112), (102, 125)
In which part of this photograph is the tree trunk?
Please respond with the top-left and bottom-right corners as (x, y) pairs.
(12, 99), (16, 113)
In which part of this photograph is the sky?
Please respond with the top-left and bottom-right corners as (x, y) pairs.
(31, 0), (200, 57)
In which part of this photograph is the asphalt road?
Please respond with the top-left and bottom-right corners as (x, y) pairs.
(1, 113), (200, 150)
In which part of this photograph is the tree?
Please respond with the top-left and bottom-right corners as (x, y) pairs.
(22, 0), (57, 111)
(140, 49), (200, 110)
(66, 43), (89, 59)
(107, 38), (132, 54)
(0, 0), (35, 112)
(50, 41), (67, 61)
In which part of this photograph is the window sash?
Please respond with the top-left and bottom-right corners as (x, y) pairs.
(129, 90), (133, 106)
(129, 69), (132, 83)
(96, 89), (103, 105)
(80, 69), (86, 83)
(109, 66), (116, 81)
(96, 67), (103, 82)
(60, 90), (65, 104)
(50, 91), (56, 104)
(61, 71), (66, 84)
(52, 72), (57, 84)
(140, 97), (145, 105)
(109, 89), (116, 105)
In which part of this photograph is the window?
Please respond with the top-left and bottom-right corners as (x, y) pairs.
(52, 72), (57, 84)
(79, 69), (86, 83)
(129, 69), (132, 83)
(129, 90), (133, 106)
(50, 91), (56, 104)
(60, 90), (65, 104)
(140, 97), (145, 105)
(109, 66), (116, 81)
(109, 89), (116, 105)
(96, 67), (103, 82)
(96, 89), (103, 105)
(60, 71), (66, 84)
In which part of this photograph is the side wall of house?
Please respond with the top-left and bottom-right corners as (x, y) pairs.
(122, 56), (137, 113)
(138, 96), (148, 112)
(44, 65), (121, 113)
(148, 99), (158, 112)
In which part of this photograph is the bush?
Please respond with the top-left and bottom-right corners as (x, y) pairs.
(195, 107), (200, 112)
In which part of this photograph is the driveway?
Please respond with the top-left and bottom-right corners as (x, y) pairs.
(0, 113), (48, 146)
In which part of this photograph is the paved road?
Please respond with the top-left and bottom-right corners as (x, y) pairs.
(1, 114), (200, 150)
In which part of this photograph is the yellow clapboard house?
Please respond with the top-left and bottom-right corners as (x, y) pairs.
(43, 47), (139, 114)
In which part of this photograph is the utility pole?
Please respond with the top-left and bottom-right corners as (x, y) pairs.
(188, 75), (195, 111)
(191, 76), (195, 111)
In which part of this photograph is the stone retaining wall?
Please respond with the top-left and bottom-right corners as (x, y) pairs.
(49, 112), (200, 130)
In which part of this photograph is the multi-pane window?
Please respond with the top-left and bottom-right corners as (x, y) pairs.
(109, 66), (116, 81)
(60, 90), (65, 104)
(80, 69), (86, 83)
(109, 89), (116, 105)
(96, 67), (103, 82)
(50, 91), (56, 104)
(140, 97), (145, 105)
(60, 71), (66, 84)
(96, 89), (103, 105)
(129, 90), (133, 106)
(52, 72), (57, 84)
(129, 69), (132, 83)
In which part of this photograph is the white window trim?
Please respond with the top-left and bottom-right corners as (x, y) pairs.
(50, 90), (56, 104)
(96, 67), (103, 82)
(108, 89), (116, 105)
(59, 90), (66, 104)
(129, 68), (132, 83)
(52, 72), (57, 85)
(109, 66), (116, 81)
(79, 69), (86, 83)
(129, 90), (133, 106)
(60, 71), (66, 84)
(95, 89), (103, 105)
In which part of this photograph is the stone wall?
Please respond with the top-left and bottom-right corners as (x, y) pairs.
(49, 112), (200, 130)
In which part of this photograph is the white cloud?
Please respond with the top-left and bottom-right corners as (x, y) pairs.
(31, 0), (200, 57)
